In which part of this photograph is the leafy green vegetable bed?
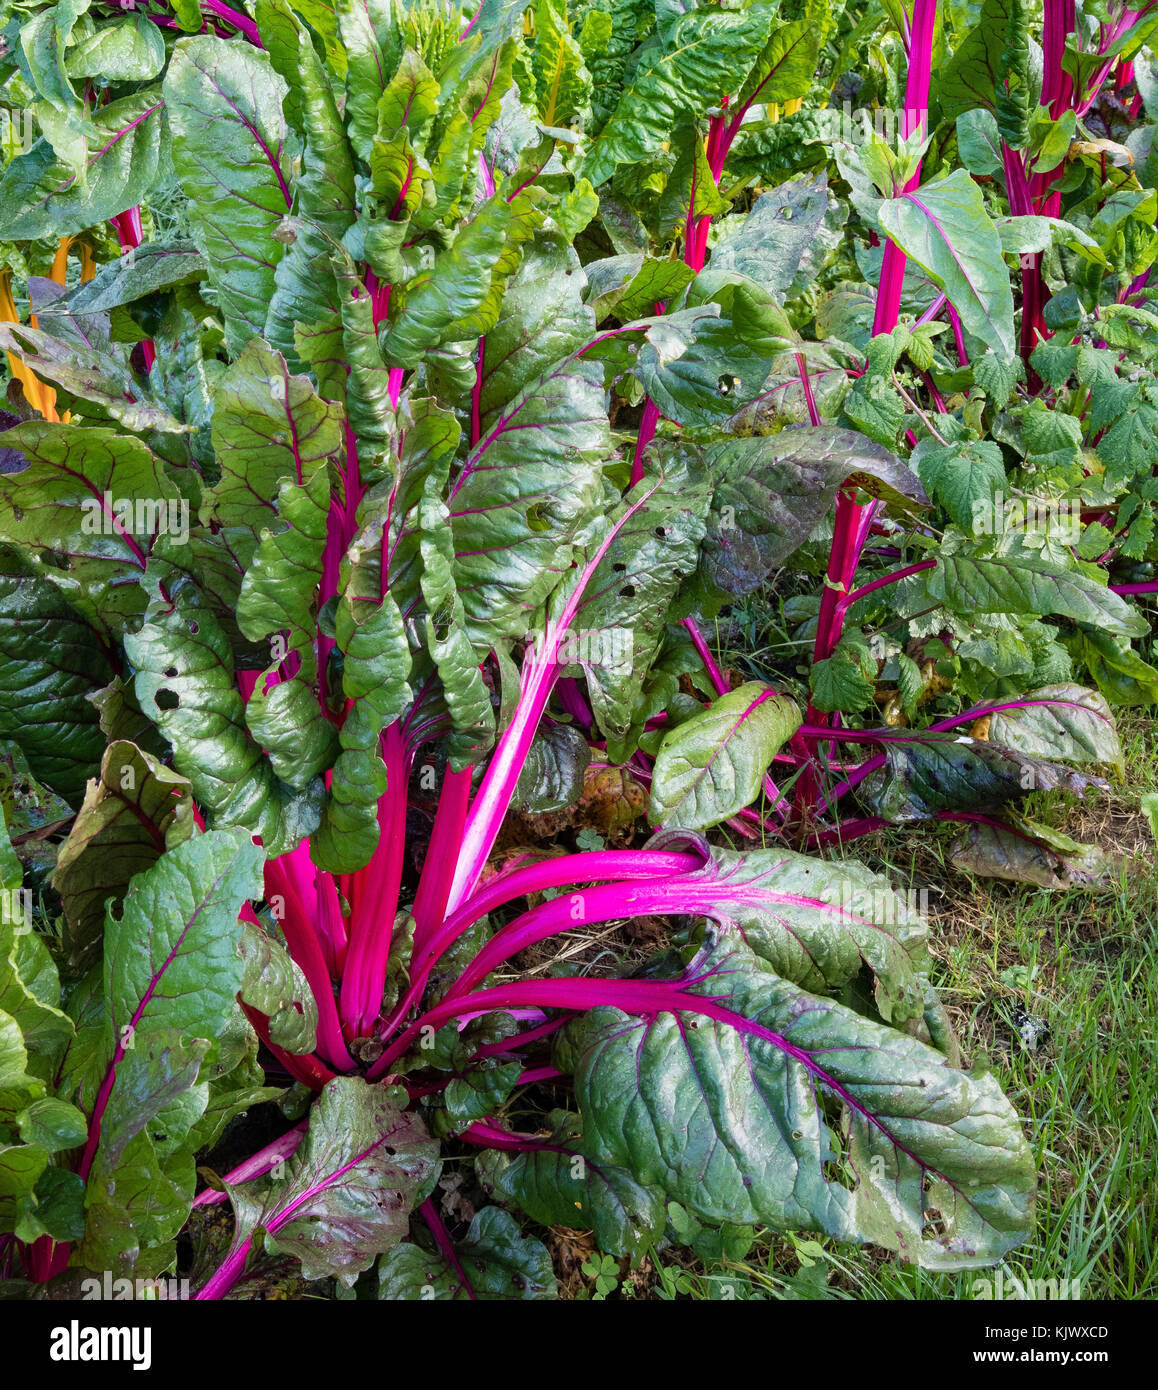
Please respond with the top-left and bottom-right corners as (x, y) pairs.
(0, 0), (1154, 1301)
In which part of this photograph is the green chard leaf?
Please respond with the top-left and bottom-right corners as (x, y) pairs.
(878, 170), (1016, 360)
(448, 353), (608, 648)
(52, 740), (196, 975)
(165, 38), (295, 355)
(75, 828), (263, 1275)
(378, 1205), (556, 1299)
(0, 422), (181, 637)
(857, 731), (1109, 822)
(582, 7), (772, 186)
(560, 935), (1034, 1269)
(0, 553), (114, 805)
(649, 682), (802, 830)
(477, 1110), (667, 1262)
(124, 578), (325, 857)
(0, 89), (168, 242)
(566, 446), (712, 739)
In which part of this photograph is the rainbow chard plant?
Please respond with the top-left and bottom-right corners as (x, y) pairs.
(0, 0), (1046, 1299)
(521, 0), (1154, 885)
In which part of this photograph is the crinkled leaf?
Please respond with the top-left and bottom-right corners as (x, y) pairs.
(0, 916), (73, 1088)
(567, 448), (711, 738)
(335, 0), (405, 161)
(984, 685), (1122, 772)
(928, 547), (1150, 638)
(948, 815), (1122, 890)
(237, 468), (339, 787)
(476, 230), (596, 432)
(327, 250), (397, 483)
(312, 508), (413, 873)
(448, 353), (607, 648)
(513, 723), (590, 814)
(238, 920), (319, 1055)
(0, 89), (168, 242)
(165, 38), (294, 355)
(973, 349), (1024, 405)
(380, 191), (543, 368)
(378, 1205), (556, 1299)
(561, 938), (1035, 1268)
(0, 323), (186, 435)
(696, 427), (925, 601)
(582, 8), (771, 186)
(477, 1111), (666, 1262)
(220, 1077), (439, 1287)
(418, 484), (497, 767)
(205, 338), (344, 559)
(76, 830), (263, 1272)
(52, 740), (195, 974)
(0, 422), (180, 635)
(259, 0), (355, 237)
(915, 438), (1006, 533)
(527, 0), (590, 125)
(709, 175), (830, 299)
(810, 653), (876, 715)
(259, 0), (356, 367)
(45, 241), (205, 319)
(0, 555), (113, 804)
(646, 832), (930, 1024)
(66, 14), (167, 81)
(124, 579), (325, 856)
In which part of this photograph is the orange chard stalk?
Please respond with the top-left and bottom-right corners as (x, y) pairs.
(48, 236), (73, 286)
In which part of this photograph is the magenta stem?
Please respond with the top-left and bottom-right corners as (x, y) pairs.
(379, 849), (702, 1045)
(681, 616), (729, 696)
(339, 723), (408, 1038)
(840, 558), (937, 610)
(419, 1199), (477, 1299)
(630, 398), (661, 487)
(442, 480), (667, 913)
(410, 763), (475, 957)
(202, 0), (263, 47)
(192, 1123), (308, 1207)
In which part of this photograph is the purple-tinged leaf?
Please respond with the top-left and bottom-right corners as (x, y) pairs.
(199, 1077), (439, 1295)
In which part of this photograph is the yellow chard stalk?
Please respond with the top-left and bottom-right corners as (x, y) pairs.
(0, 234), (80, 423)
(1, 267), (58, 421)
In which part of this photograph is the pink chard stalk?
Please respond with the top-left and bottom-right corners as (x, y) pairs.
(792, 0), (938, 814)
(1007, 0), (1158, 375)
(189, 471), (717, 1297)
